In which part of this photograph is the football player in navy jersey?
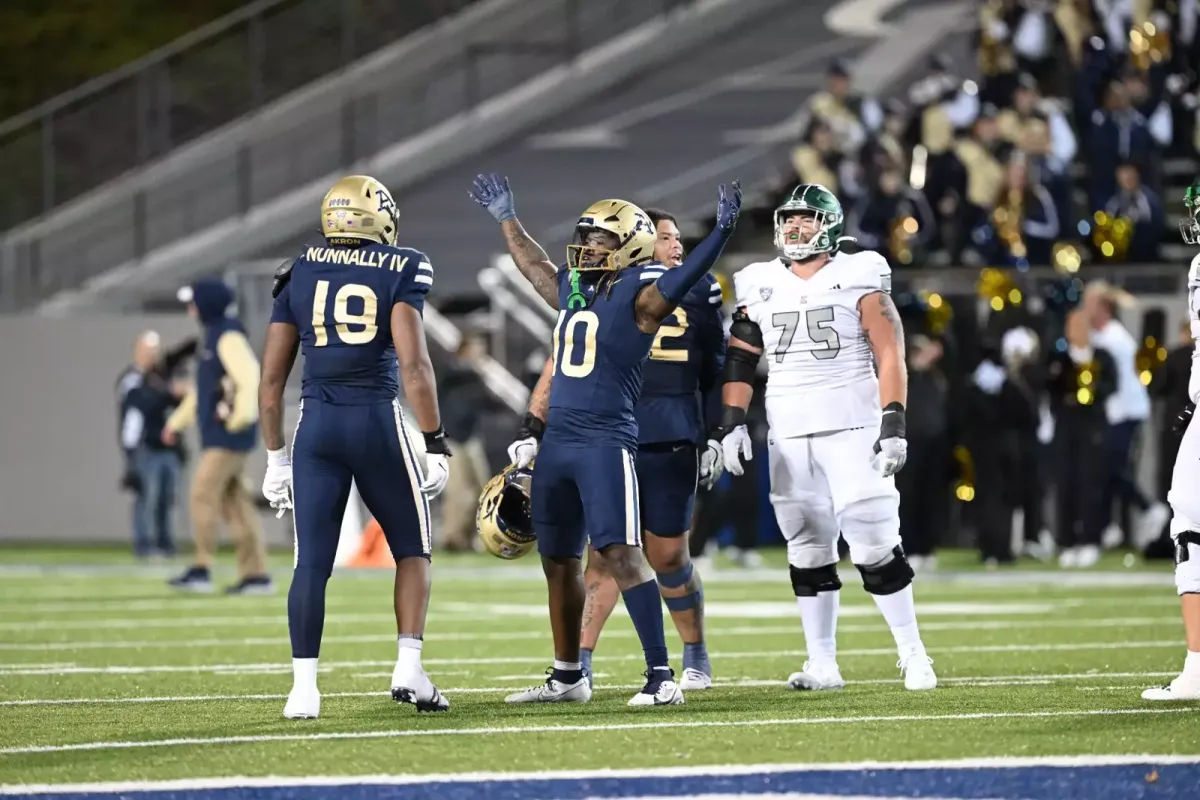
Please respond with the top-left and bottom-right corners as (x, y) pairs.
(258, 175), (452, 720)
(576, 208), (726, 691)
(469, 173), (740, 706)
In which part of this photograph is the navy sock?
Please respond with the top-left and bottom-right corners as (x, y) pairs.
(683, 641), (711, 676)
(287, 566), (329, 659)
(622, 579), (669, 671)
(580, 647), (594, 687)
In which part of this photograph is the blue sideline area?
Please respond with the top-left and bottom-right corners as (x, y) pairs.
(19, 763), (1200, 800)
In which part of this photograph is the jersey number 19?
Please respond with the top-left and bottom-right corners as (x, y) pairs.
(312, 280), (378, 346)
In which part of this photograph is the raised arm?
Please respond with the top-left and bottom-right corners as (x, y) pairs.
(258, 322), (300, 452)
(635, 181), (742, 333)
(470, 173), (560, 309)
(859, 290), (907, 409)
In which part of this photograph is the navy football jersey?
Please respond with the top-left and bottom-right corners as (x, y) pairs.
(635, 272), (726, 445)
(270, 240), (433, 404)
(544, 263), (667, 450)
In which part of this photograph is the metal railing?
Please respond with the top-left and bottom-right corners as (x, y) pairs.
(0, 0), (481, 230)
(0, 0), (694, 312)
(477, 255), (561, 375)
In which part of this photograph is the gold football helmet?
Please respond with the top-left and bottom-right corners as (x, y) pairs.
(477, 464), (536, 560)
(567, 199), (656, 272)
(320, 175), (399, 245)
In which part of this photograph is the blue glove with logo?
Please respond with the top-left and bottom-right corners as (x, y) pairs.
(716, 180), (742, 232)
(469, 173), (517, 223)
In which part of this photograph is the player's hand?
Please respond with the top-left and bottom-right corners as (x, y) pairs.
(262, 448), (294, 518)
(716, 179), (742, 232)
(1174, 401), (1195, 436)
(720, 425), (753, 476)
(507, 436), (538, 470)
(871, 437), (907, 477)
(420, 453), (450, 498)
(161, 428), (178, 446)
(698, 438), (724, 490)
(469, 173), (517, 223)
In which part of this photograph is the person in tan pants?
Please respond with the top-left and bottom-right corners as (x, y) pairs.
(164, 278), (273, 595)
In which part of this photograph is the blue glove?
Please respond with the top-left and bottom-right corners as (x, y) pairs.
(716, 180), (742, 232)
(469, 173), (517, 223)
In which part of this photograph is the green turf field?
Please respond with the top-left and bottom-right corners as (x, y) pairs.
(0, 545), (1196, 788)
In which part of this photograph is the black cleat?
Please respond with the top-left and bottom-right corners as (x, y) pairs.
(392, 685), (450, 712)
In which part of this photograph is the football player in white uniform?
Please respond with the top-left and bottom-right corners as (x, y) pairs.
(716, 183), (937, 692)
(1142, 183), (1200, 701)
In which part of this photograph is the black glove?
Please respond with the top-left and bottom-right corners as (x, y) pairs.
(1174, 402), (1195, 436)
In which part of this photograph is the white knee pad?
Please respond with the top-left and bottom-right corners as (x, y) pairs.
(840, 495), (901, 567)
(1172, 528), (1200, 596)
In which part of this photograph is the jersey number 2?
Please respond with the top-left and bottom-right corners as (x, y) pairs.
(649, 307), (689, 362)
(552, 309), (599, 378)
(312, 280), (378, 346)
(772, 307), (840, 362)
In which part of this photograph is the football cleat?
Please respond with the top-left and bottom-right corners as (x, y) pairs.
(391, 665), (450, 712)
(1141, 673), (1200, 701)
(788, 660), (846, 691)
(224, 575), (275, 596)
(167, 566), (213, 593)
(679, 667), (712, 691)
(628, 668), (685, 706)
(505, 669), (591, 703)
(283, 685), (320, 719)
(898, 651), (938, 691)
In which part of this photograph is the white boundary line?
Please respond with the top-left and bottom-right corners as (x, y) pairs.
(4, 754), (1200, 796)
(0, 670), (1183, 707)
(0, 640), (1186, 676)
(1, 709), (1194, 756)
(0, 617), (1181, 652)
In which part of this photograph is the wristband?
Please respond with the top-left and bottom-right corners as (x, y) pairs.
(423, 427), (451, 456)
(519, 412), (546, 441)
(719, 404), (747, 436)
(266, 448), (290, 467)
(880, 402), (906, 440)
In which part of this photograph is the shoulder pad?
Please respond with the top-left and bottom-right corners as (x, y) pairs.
(838, 250), (891, 292)
(271, 260), (294, 299)
(637, 263), (667, 282)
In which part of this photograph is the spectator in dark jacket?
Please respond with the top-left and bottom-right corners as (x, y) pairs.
(897, 333), (950, 571)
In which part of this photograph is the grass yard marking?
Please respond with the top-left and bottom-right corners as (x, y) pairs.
(1, 616), (1181, 653)
(0, 670), (1185, 707)
(1, 708), (1193, 756)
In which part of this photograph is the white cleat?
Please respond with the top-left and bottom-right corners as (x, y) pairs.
(628, 669), (684, 706)
(899, 651), (938, 691)
(283, 685), (320, 719)
(505, 670), (591, 703)
(391, 664), (449, 712)
(787, 660), (845, 691)
(1142, 673), (1200, 701)
(679, 667), (712, 690)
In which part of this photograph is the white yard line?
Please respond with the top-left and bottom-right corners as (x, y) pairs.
(0, 670), (1182, 707)
(0, 617), (1181, 652)
(0, 640), (1185, 677)
(1, 708), (1193, 756)
(3, 754), (1199, 796)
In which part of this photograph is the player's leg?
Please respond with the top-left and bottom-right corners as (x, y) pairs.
(167, 449), (226, 591)
(639, 443), (710, 689)
(768, 436), (844, 691)
(588, 447), (681, 706)
(219, 461), (273, 593)
(507, 442), (591, 703)
(579, 543), (619, 687)
(819, 428), (936, 691)
(354, 400), (447, 711)
(286, 401), (353, 718)
(1144, 418), (1200, 700)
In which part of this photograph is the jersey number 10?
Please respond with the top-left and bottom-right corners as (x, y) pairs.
(312, 280), (378, 346)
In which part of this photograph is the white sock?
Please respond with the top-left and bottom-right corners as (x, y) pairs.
(397, 636), (423, 672)
(553, 660), (582, 672)
(1184, 650), (1200, 675)
(292, 657), (318, 689)
(870, 584), (924, 655)
(795, 591), (839, 663)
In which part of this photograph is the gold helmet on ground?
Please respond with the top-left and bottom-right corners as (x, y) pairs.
(477, 464), (536, 560)
(320, 175), (400, 245)
(566, 199), (656, 272)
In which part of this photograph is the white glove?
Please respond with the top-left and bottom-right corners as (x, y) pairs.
(871, 437), (908, 477)
(698, 439), (724, 490)
(420, 453), (450, 498)
(507, 436), (538, 469)
(262, 448), (293, 518)
(721, 425), (753, 477)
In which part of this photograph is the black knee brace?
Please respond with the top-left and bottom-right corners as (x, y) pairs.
(789, 563), (843, 598)
(855, 545), (914, 596)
